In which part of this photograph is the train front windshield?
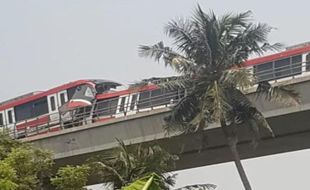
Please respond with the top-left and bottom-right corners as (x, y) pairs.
(66, 80), (121, 110)
(68, 84), (96, 108)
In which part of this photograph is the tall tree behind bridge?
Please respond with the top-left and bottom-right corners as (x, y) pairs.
(139, 5), (299, 190)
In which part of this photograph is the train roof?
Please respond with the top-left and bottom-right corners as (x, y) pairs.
(0, 91), (42, 107)
(0, 79), (121, 111)
(244, 43), (310, 66)
(90, 79), (121, 86)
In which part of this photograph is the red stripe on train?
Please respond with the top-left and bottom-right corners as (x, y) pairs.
(244, 45), (310, 67)
(16, 115), (50, 130)
(96, 84), (158, 100)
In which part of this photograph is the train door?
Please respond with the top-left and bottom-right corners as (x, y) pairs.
(5, 108), (15, 131)
(115, 93), (139, 117)
(126, 93), (139, 116)
(0, 111), (6, 130)
(57, 90), (68, 107)
(47, 94), (59, 122)
(115, 95), (128, 118)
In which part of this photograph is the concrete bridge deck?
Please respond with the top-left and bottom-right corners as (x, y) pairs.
(25, 76), (310, 171)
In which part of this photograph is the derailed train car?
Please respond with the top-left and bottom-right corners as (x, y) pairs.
(0, 79), (182, 138)
(0, 80), (121, 137)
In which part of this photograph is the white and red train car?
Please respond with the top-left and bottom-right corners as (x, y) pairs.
(0, 80), (121, 137)
(0, 42), (310, 138)
(0, 79), (179, 138)
(244, 42), (310, 82)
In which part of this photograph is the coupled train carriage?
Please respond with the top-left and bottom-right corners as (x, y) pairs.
(1, 42), (310, 138)
(0, 79), (183, 138)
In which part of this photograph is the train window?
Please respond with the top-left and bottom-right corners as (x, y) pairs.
(137, 91), (151, 109)
(96, 84), (107, 94)
(292, 55), (302, 75)
(130, 94), (138, 110)
(119, 97), (126, 112)
(94, 98), (118, 116)
(254, 62), (273, 82)
(150, 89), (165, 106)
(7, 110), (13, 124)
(274, 58), (291, 78)
(15, 97), (49, 122)
(306, 54), (310, 71)
(0, 113), (3, 127)
(50, 96), (56, 111)
(60, 93), (66, 106)
(15, 101), (33, 122)
(67, 86), (77, 100)
(32, 97), (49, 117)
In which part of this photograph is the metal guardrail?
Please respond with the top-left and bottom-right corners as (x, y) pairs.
(253, 60), (310, 82)
(1, 60), (310, 139)
(3, 90), (184, 139)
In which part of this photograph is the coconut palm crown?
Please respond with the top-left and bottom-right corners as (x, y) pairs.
(139, 5), (299, 136)
(138, 5), (299, 190)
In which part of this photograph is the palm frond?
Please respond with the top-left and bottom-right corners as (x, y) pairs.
(268, 85), (300, 106)
(252, 109), (274, 137)
(256, 81), (300, 106)
(222, 86), (253, 124)
(139, 42), (194, 74)
(94, 161), (126, 185)
(219, 11), (252, 39)
(244, 118), (260, 148)
(174, 183), (217, 190)
(164, 93), (201, 133)
(260, 42), (283, 52)
(116, 138), (133, 178)
(165, 18), (195, 54)
(220, 67), (254, 90)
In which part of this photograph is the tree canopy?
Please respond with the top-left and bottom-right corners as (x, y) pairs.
(0, 133), (54, 190)
(51, 165), (90, 190)
(139, 5), (299, 190)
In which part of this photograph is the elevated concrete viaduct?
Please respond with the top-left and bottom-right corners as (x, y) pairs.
(25, 76), (310, 173)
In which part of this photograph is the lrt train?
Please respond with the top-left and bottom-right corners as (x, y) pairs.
(0, 79), (182, 138)
(0, 42), (310, 138)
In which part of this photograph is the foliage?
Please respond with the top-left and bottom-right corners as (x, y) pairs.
(122, 173), (217, 190)
(0, 132), (54, 190)
(4, 146), (53, 190)
(138, 4), (299, 149)
(139, 4), (299, 190)
(51, 165), (90, 190)
(121, 173), (162, 190)
(0, 161), (18, 190)
(174, 184), (217, 190)
(0, 132), (22, 160)
(89, 139), (178, 189)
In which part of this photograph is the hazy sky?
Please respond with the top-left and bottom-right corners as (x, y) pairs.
(1, 0), (310, 189)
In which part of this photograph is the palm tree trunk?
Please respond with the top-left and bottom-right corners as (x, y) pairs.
(228, 138), (252, 190)
(221, 119), (252, 190)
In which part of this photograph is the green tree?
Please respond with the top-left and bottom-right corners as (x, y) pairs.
(0, 132), (21, 160)
(89, 139), (178, 190)
(0, 161), (18, 190)
(139, 5), (299, 190)
(51, 165), (90, 190)
(0, 132), (54, 190)
(121, 173), (162, 190)
(122, 173), (216, 190)
(4, 146), (53, 190)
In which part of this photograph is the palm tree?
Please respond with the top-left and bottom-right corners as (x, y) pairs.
(138, 5), (299, 190)
(89, 139), (178, 190)
(122, 173), (216, 190)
